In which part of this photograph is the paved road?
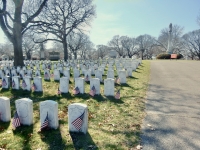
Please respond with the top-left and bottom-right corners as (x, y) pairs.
(141, 61), (200, 150)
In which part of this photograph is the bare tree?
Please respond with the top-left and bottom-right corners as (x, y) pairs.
(22, 32), (40, 60)
(0, 0), (48, 66)
(157, 24), (184, 53)
(136, 34), (156, 59)
(120, 36), (139, 58)
(108, 35), (126, 57)
(35, 0), (96, 61)
(96, 45), (109, 58)
(182, 29), (200, 60)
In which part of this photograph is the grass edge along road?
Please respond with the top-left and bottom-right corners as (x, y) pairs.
(0, 60), (150, 150)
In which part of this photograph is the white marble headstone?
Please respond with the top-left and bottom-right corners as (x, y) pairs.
(59, 77), (69, 93)
(53, 69), (60, 81)
(12, 76), (20, 90)
(68, 103), (88, 134)
(119, 70), (126, 84)
(107, 70), (114, 79)
(90, 78), (100, 95)
(1, 76), (10, 89)
(73, 69), (80, 79)
(22, 76), (31, 91)
(104, 78), (115, 96)
(0, 97), (11, 122)
(95, 70), (103, 82)
(75, 78), (85, 94)
(33, 77), (43, 92)
(15, 98), (33, 125)
(40, 100), (58, 129)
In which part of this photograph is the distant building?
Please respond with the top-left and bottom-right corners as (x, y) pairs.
(49, 51), (60, 61)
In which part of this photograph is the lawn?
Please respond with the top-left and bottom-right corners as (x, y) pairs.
(0, 60), (150, 150)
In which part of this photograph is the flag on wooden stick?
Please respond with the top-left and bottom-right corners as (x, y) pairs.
(115, 89), (120, 99)
(2, 78), (7, 87)
(12, 111), (21, 129)
(41, 113), (49, 131)
(73, 87), (80, 95)
(57, 87), (61, 95)
(115, 77), (120, 84)
(32, 82), (37, 91)
(89, 85), (96, 97)
(22, 79), (27, 88)
(12, 80), (15, 88)
(44, 72), (48, 78)
(85, 74), (89, 81)
(72, 111), (85, 131)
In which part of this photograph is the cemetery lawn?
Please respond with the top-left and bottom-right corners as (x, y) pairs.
(0, 60), (150, 150)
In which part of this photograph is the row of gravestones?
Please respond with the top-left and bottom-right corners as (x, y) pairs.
(1, 76), (119, 97)
(0, 97), (88, 134)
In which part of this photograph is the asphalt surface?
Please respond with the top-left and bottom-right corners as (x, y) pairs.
(141, 60), (200, 150)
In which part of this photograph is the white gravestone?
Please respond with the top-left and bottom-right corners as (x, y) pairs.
(95, 70), (103, 82)
(11, 69), (17, 76)
(63, 69), (70, 78)
(0, 97), (11, 122)
(84, 70), (91, 81)
(27, 69), (33, 78)
(12, 76), (20, 90)
(107, 70), (114, 79)
(68, 103), (88, 134)
(75, 78), (85, 94)
(44, 69), (50, 80)
(90, 78), (100, 95)
(19, 69), (25, 78)
(126, 67), (132, 77)
(40, 100), (58, 129)
(73, 69), (80, 79)
(119, 70), (126, 84)
(15, 98), (33, 125)
(35, 70), (41, 77)
(1, 76), (10, 89)
(59, 77), (69, 93)
(22, 76), (31, 91)
(104, 78), (115, 96)
(33, 77), (43, 92)
(53, 69), (60, 81)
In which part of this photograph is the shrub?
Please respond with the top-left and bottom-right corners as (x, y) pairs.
(156, 53), (171, 59)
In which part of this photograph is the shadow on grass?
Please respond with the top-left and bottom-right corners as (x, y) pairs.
(129, 76), (138, 79)
(70, 132), (97, 150)
(12, 124), (33, 149)
(0, 121), (10, 133)
(39, 128), (67, 149)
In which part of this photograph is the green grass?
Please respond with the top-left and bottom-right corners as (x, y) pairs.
(0, 60), (150, 150)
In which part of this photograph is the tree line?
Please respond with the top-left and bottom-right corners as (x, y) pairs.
(0, 0), (200, 65)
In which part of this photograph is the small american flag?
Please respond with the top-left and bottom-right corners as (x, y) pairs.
(115, 89), (120, 99)
(72, 111), (85, 131)
(22, 79), (27, 88)
(51, 74), (54, 78)
(12, 80), (15, 88)
(32, 82), (37, 91)
(12, 111), (21, 128)
(73, 87), (80, 95)
(85, 74), (89, 81)
(44, 72), (48, 78)
(89, 85), (96, 97)
(2, 78), (7, 87)
(115, 77), (120, 84)
(57, 87), (61, 94)
(41, 113), (49, 131)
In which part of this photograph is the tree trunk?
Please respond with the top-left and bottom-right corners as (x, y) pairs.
(63, 38), (68, 61)
(13, 1), (24, 66)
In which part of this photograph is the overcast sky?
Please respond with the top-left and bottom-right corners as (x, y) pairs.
(0, 0), (199, 47)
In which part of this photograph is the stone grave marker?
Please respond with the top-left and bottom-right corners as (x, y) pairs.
(32, 77), (43, 92)
(15, 98), (33, 125)
(53, 69), (60, 81)
(12, 76), (20, 90)
(59, 77), (69, 93)
(0, 97), (11, 122)
(90, 78), (100, 95)
(107, 70), (114, 79)
(68, 103), (88, 134)
(95, 70), (103, 82)
(119, 70), (126, 84)
(22, 76), (31, 91)
(75, 78), (85, 94)
(40, 100), (58, 129)
(1, 76), (10, 89)
(104, 78), (114, 96)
